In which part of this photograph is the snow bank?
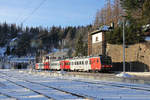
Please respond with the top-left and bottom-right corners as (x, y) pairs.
(116, 72), (134, 78)
(57, 70), (67, 74)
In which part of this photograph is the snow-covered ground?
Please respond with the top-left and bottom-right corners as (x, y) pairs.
(0, 69), (150, 100)
(116, 73), (134, 78)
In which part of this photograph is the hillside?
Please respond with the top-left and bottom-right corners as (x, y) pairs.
(0, 23), (92, 57)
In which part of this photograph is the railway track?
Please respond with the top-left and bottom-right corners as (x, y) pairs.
(52, 75), (150, 93)
(67, 71), (115, 76)
(1, 70), (150, 100)
(27, 70), (148, 91)
(0, 91), (18, 100)
(29, 70), (150, 92)
(0, 71), (93, 100)
(32, 70), (150, 91)
(72, 79), (150, 91)
(0, 75), (53, 100)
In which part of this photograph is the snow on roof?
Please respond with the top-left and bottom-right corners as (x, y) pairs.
(10, 37), (18, 42)
(99, 25), (110, 31)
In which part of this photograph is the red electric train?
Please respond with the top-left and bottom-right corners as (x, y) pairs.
(35, 55), (112, 72)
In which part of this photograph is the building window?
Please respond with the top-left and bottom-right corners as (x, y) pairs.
(96, 37), (98, 41)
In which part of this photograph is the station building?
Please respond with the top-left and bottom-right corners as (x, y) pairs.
(88, 29), (107, 56)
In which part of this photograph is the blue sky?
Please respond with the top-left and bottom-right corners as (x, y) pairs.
(0, 0), (105, 27)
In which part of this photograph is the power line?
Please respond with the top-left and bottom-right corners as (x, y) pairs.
(15, 1), (31, 23)
(21, 0), (47, 24)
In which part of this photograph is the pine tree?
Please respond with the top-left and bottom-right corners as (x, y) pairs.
(75, 35), (84, 56)
(5, 46), (10, 55)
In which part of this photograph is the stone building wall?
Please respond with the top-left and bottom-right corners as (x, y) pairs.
(88, 31), (106, 56)
(92, 42), (103, 56)
(106, 43), (150, 71)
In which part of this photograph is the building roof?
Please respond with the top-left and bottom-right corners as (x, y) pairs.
(91, 30), (103, 35)
(91, 25), (110, 35)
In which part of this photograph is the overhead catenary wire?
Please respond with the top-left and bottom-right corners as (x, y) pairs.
(15, 0), (31, 23)
(21, 0), (47, 24)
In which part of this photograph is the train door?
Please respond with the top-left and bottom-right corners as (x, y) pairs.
(96, 58), (101, 70)
(64, 60), (70, 70)
(90, 57), (101, 70)
(90, 58), (95, 70)
(84, 58), (89, 71)
(60, 61), (65, 70)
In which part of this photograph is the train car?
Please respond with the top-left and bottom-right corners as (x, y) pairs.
(35, 63), (44, 70)
(42, 56), (50, 70)
(69, 55), (112, 72)
(35, 55), (112, 72)
(35, 63), (39, 70)
(60, 60), (70, 71)
(69, 58), (90, 71)
(50, 60), (60, 70)
(39, 63), (44, 70)
(43, 62), (50, 70)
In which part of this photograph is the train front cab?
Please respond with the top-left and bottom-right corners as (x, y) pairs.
(100, 55), (112, 71)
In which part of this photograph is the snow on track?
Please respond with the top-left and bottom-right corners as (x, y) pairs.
(0, 70), (90, 100)
(0, 69), (150, 100)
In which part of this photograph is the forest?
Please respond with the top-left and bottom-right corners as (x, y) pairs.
(94, 0), (150, 45)
(0, 23), (92, 57)
(1, 0), (150, 57)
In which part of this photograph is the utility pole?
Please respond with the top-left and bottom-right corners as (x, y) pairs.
(123, 18), (125, 73)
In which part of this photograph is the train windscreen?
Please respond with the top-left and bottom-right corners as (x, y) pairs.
(100, 56), (112, 65)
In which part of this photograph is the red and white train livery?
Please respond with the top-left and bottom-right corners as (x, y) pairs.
(35, 55), (112, 72)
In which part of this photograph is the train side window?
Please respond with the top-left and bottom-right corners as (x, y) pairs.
(82, 61), (84, 65)
(85, 61), (88, 65)
(80, 61), (81, 65)
(97, 59), (99, 63)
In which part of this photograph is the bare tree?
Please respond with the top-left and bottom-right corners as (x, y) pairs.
(93, 0), (124, 28)
(112, 0), (123, 27)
